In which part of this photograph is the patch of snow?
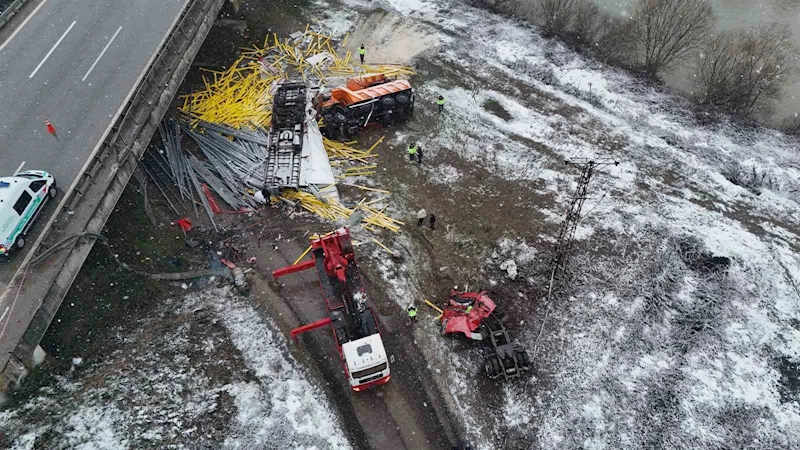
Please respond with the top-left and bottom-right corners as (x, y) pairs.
(430, 164), (461, 184)
(0, 288), (351, 449)
(499, 259), (518, 280)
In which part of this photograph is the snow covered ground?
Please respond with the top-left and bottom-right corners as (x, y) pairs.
(318, 0), (800, 448)
(0, 288), (351, 450)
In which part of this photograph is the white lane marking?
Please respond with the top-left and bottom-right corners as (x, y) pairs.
(0, 307), (8, 324)
(82, 26), (123, 82)
(29, 20), (76, 79)
(0, 0), (51, 53)
(13, 161), (25, 175)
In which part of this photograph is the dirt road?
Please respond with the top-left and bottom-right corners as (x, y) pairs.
(248, 225), (460, 450)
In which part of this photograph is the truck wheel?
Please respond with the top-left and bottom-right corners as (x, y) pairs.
(15, 237), (24, 249)
(517, 349), (531, 369)
(492, 304), (506, 320)
(485, 356), (500, 378)
(396, 93), (410, 105)
(380, 96), (395, 109)
(337, 124), (349, 140)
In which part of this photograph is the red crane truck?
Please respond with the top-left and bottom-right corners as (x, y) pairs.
(273, 227), (390, 391)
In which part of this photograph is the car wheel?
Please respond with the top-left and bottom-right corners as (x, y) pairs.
(48, 184), (58, 199)
(15, 237), (24, 249)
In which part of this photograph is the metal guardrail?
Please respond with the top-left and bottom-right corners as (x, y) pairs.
(0, 0), (27, 29)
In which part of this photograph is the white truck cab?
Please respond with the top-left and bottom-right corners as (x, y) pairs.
(342, 333), (390, 391)
(0, 170), (57, 256)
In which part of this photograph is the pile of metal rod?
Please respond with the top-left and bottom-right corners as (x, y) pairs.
(143, 118), (274, 231)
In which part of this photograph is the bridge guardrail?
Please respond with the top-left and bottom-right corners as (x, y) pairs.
(0, 0), (27, 29)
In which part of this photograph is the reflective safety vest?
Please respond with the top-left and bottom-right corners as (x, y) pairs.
(407, 145), (417, 155)
(408, 307), (417, 317)
(436, 98), (445, 106)
(465, 305), (473, 313)
(359, 47), (366, 55)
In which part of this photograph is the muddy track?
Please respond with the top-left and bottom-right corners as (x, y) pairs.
(248, 232), (457, 450)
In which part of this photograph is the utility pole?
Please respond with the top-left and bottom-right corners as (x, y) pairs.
(535, 158), (619, 359)
(550, 158), (619, 280)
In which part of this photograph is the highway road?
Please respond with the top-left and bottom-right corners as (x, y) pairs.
(0, 0), (189, 293)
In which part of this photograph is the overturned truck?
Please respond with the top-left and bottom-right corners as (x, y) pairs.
(315, 73), (414, 140)
(263, 81), (334, 197)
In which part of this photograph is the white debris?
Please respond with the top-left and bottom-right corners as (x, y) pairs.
(500, 259), (518, 279)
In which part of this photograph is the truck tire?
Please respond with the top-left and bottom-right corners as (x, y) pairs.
(492, 304), (506, 320)
(517, 349), (531, 369)
(485, 356), (501, 379)
(15, 237), (24, 249)
(380, 96), (395, 109)
(396, 93), (410, 105)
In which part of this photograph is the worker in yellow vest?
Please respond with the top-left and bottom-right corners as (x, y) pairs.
(407, 304), (418, 323)
(436, 95), (445, 113)
(407, 142), (418, 162)
(359, 45), (366, 64)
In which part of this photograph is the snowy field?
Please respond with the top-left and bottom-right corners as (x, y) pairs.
(0, 288), (351, 450)
(319, 0), (800, 448)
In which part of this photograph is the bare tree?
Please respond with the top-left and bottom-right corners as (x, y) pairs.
(630, 0), (715, 76)
(571, 0), (603, 46)
(592, 15), (636, 66)
(693, 23), (795, 116)
(538, 0), (580, 37)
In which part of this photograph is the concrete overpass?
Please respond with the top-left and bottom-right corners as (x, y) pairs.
(0, 0), (226, 389)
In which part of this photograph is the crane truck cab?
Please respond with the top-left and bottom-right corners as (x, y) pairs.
(0, 170), (57, 257)
(342, 333), (389, 390)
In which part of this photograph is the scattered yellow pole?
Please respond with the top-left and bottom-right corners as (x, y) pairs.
(293, 245), (313, 265)
(371, 237), (396, 256)
(424, 299), (443, 314)
(424, 299), (444, 320)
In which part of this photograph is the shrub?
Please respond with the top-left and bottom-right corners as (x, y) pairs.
(780, 114), (800, 137)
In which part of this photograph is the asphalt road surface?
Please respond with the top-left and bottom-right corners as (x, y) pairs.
(0, 0), (188, 292)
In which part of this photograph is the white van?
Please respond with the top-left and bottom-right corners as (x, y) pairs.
(0, 170), (57, 256)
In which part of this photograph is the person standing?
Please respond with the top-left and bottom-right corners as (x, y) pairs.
(416, 144), (423, 164)
(436, 95), (445, 113)
(359, 44), (366, 64)
(407, 304), (418, 323)
(417, 208), (427, 226)
(429, 214), (436, 230)
(407, 142), (418, 162)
